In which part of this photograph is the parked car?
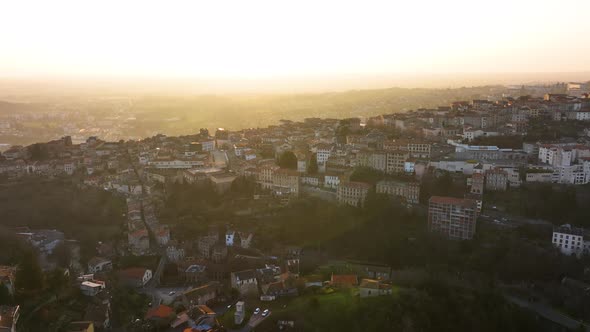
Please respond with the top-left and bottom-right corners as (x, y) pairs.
(254, 308), (260, 315)
(262, 309), (269, 317)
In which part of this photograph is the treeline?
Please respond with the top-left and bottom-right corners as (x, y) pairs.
(486, 183), (590, 227)
(0, 178), (125, 260)
(299, 285), (538, 332)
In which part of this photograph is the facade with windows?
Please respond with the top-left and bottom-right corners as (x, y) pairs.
(552, 224), (590, 257)
(337, 181), (371, 207)
(428, 196), (478, 240)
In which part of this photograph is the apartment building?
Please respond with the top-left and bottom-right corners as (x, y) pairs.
(337, 181), (371, 207)
(428, 196), (478, 240)
(376, 180), (420, 204)
(386, 151), (410, 174)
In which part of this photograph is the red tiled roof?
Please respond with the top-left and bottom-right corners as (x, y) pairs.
(145, 304), (174, 319)
(331, 274), (358, 286)
(119, 267), (148, 280)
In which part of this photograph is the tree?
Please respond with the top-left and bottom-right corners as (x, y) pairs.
(50, 242), (71, 269)
(46, 268), (69, 294)
(307, 153), (318, 174)
(28, 143), (49, 161)
(0, 283), (11, 305)
(278, 151), (297, 170)
(15, 250), (44, 292)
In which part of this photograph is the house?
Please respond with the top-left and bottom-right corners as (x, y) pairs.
(145, 304), (174, 322)
(271, 168), (300, 197)
(183, 264), (207, 284)
(324, 173), (341, 189)
(359, 279), (393, 298)
(66, 321), (94, 332)
(330, 274), (358, 288)
(87, 257), (112, 274)
(261, 280), (286, 297)
(118, 267), (152, 288)
(485, 168), (508, 191)
(80, 280), (106, 296)
(211, 244), (228, 263)
(552, 224), (589, 257)
(348, 261), (392, 280)
(0, 305), (19, 332)
(209, 172), (237, 194)
(230, 270), (259, 296)
(182, 281), (220, 308)
(225, 231), (236, 247)
(166, 245), (185, 262)
(238, 232), (253, 248)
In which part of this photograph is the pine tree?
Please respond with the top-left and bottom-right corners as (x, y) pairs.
(307, 153), (318, 174)
(15, 250), (44, 292)
(0, 283), (11, 305)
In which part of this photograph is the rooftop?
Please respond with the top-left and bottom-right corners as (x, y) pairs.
(429, 196), (477, 208)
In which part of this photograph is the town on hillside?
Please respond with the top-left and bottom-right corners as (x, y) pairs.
(3, 84), (590, 331)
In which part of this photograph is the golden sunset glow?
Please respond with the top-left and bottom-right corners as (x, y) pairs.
(1, 0), (589, 80)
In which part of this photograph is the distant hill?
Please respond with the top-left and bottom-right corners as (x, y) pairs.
(0, 100), (44, 114)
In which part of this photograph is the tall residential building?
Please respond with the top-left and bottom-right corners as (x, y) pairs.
(385, 150), (410, 174)
(428, 196), (478, 240)
(337, 181), (371, 207)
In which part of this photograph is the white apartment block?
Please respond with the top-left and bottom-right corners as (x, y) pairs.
(315, 144), (334, 165)
(552, 224), (590, 257)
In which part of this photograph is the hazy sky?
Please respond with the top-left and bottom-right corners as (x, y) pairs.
(1, 0), (590, 80)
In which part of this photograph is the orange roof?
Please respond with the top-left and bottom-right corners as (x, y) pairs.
(145, 304), (174, 319)
(331, 274), (358, 286)
(119, 267), (148, 280)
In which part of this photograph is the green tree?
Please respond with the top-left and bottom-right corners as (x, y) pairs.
(0, 283), (11, 305)
(15, 250), (43, 292)
(278, 151), (297, 170)
(307, 153), (318, 174)
(46, 268), (69, 295)
(50, 242), (71, 269)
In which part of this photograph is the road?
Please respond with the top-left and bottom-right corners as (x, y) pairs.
(506, 295), (589, 331)
(138, 254), (168, 308)
(226, 310), (272, 332)
(479, 209), (552, 228)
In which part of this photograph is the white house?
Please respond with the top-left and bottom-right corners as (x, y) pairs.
(225, 231), (235, 246)
(324, 174), (340, 189)
(552, 224), (590, 257)
(81, 280), (106, 296)
(87, 257), (112, 274)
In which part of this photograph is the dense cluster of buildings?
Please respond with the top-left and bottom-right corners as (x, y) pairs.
(3, 85), (590, 330)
